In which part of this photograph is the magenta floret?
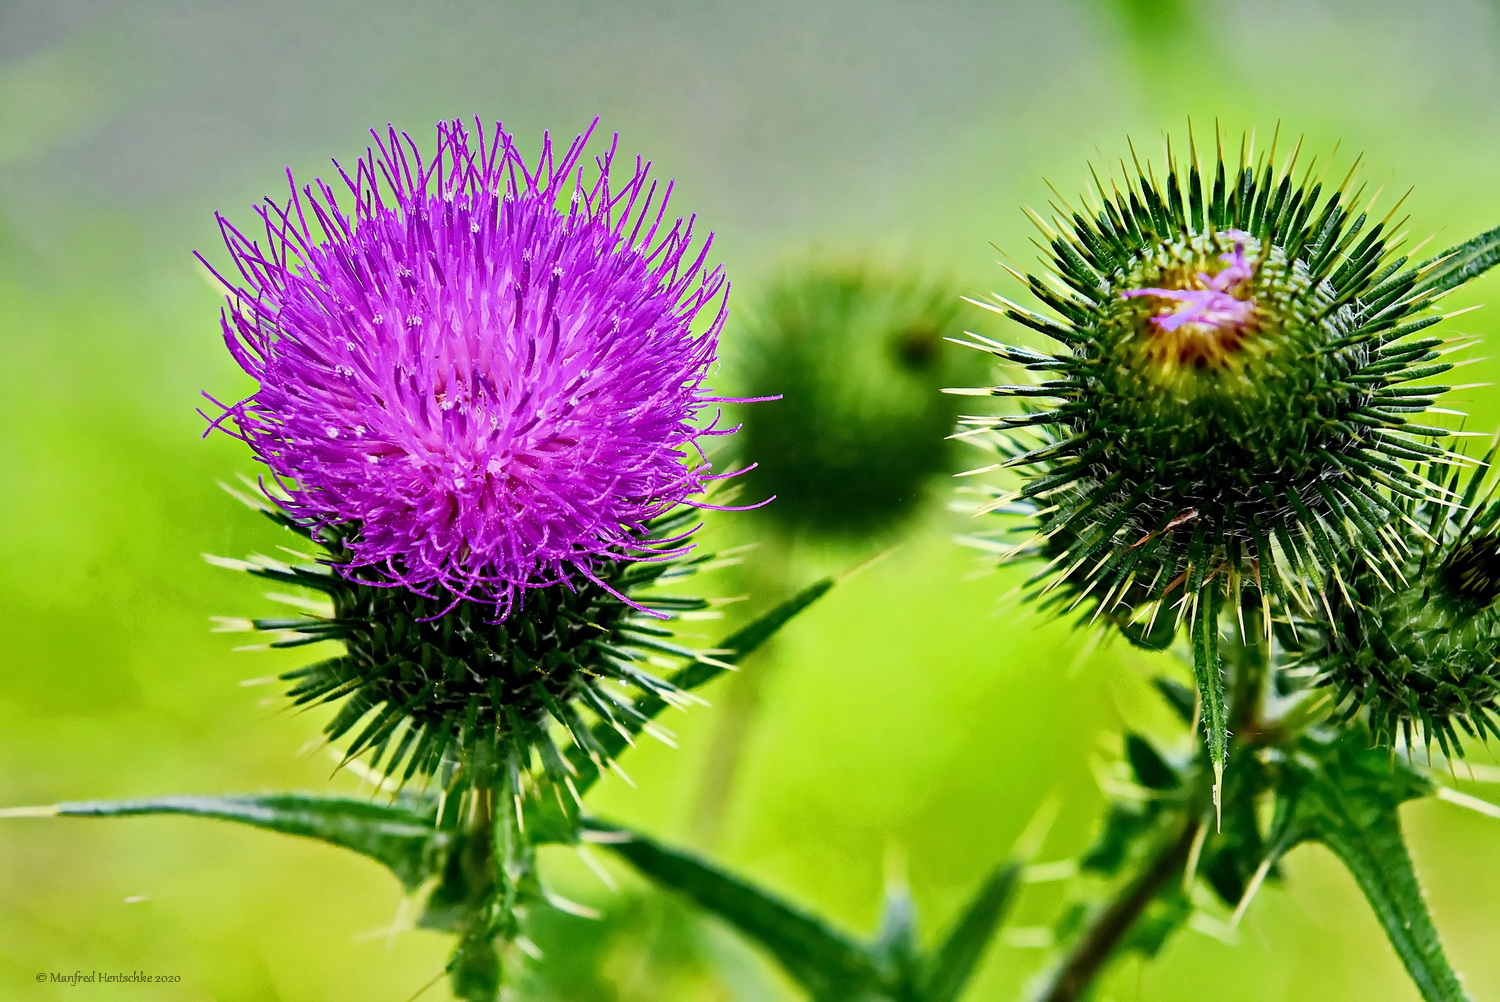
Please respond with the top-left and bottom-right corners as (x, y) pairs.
(1121, 232), (1257, 333)
(203, 119), (734, 615)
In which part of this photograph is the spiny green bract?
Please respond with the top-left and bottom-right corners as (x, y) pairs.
(214, 498), (719, 801)
(960, 132), (1500, 783)
(1286, 455), (1500, 756)
(734, 259), (982, 540)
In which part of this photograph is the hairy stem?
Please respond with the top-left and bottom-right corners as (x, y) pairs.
(1040, 608), (1270, 1001)
(1037, 818), (1202, 1002)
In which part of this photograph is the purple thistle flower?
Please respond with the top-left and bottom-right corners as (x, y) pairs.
(202, 119), (736, 616)
(1122, 231), (1258, 335)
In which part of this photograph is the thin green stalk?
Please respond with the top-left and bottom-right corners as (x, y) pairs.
(1039, 609), (1270, 1002)
(1037, 818), (1202, 1002)
(690, 535), (795, 846)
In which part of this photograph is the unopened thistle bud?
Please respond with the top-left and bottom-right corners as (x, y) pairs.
(962, 132), (1500, 780)
(734, 260), (980, 540)
(202, 119), (744, 802)
(1287, 455), (1500, 756)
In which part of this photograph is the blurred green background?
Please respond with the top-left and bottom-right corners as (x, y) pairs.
(5, 0), (1500, 999)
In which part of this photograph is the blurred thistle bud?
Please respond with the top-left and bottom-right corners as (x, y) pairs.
(1286, 454), (1500, 756)
(732, 259), (983, 541)
(202, 119), (746, 805)
(962, 131), (1500, 782)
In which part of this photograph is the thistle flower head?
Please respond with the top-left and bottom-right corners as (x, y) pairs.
(1287, 454), (1500, 755)
(734, 260), (979, 540)
(962, 132), (1500, 781)
(205, 120), (751, 806)
(204, 118), (731, 615)
(965, 133), (1496, 637)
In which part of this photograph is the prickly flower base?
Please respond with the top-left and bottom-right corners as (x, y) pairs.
(221, 503), (710, 797)
(213, 499), (723, 998)
(964, 135), (1500, 785)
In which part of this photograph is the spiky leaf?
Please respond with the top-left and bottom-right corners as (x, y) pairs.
(41, 793), (443, 891)
(527, 576), (837, 844)
(1282, 731), (1466, 1002)
(1191, 593), (1228, 804)
(588, 819), (886, 1001)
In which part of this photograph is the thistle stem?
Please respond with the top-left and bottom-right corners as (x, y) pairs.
(690, 535), (794, 846)
(1039, 608), (1269, 1002)
(1037, 818), (1202, 1002)
(690, 647), (778, 846)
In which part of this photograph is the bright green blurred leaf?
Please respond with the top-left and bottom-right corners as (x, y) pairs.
(918, 862), (1020, 1002)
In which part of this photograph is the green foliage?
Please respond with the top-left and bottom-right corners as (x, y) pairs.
(1417, 222), (1500, 295)
(918, 863), (1022, 1002)
(40, 793), (517, 999)
(593, 819), (885, 1000)
(1049, 644), (1474, 1002)
(1190, 590), (1228, 797)
(527, 576), (838, 843)
(732, 260), (985, 540)
(1278, 730), (1467, 1002)
(591, 817), (1019, 1002)
(49, 793), (444, 891)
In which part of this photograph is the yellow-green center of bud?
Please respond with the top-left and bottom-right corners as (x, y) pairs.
(1123, 239), (1260, 375)
(1084, 229), (1346, 485)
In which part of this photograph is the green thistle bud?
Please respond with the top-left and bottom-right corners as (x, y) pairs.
(735, 259), (981, 540)
(1287, 455), (1500, 755)
(964, 133), (1500, 781)
(217, 497), (714, 801)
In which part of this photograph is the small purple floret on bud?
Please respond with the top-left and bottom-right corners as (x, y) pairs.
(1122, 231), (1258, 336)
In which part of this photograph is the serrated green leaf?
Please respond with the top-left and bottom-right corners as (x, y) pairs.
(919, 862), (1020, 1002)
(587, 818), (883, 1000)
(1284, 733), (1465, 1002)
(1190, 594), (1228, 810)
(49, 794), (443, 891)
(1310, 811), (1464, 1001)
(671, 577), (836, 694)
(591, 577), (832, 776)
